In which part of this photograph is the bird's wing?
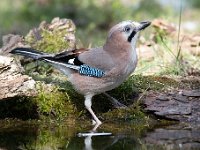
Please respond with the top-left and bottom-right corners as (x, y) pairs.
(78, 47), (115, 71)
(49, 48), (89, 66)
(41, 47), (108, 77)
(11, 47), (112, 77)
(44, 47), (115, 71)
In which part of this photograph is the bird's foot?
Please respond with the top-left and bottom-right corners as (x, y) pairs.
(112, 100), (127, 108)
(103, 92), (127, 108)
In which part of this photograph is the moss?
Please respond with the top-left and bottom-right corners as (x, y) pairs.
(101, 101), (151, 137)
(25, 29), (69, 53)
(33, 82), (77, 120)
(24, 18), (75, 53)
(102, 102), (147, 121)
(107, 74), (179, 105)
(129, 75), (179, 91)
(178, 77), (200, 89)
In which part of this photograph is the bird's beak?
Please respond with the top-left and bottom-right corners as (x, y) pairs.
(137, 21), (151, 31)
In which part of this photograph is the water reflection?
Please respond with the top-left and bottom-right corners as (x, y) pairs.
(76, 134), (140, 150)
(0, 120), (199, 150)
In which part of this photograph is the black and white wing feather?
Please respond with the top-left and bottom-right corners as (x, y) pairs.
(11, 47), (105, 77)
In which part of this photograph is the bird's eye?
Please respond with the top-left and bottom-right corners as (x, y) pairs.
(123, 26), (131, 32)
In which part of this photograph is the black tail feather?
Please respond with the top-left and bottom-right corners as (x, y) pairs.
(10, 47), (81, 72)
(11, 48), (45, 59)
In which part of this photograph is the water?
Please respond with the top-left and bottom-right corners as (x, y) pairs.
(0, 120), (199, 150)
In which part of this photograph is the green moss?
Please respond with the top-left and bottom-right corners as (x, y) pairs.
(33, 82), (76, 120)
(128, 74), (178, 91)
(25, 29), (70, 53)
(24, 18), (75, 53)
(103, 103), (147, 122)
(107, 74), (179, 105)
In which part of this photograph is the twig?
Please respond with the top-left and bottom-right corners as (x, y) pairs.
(176, 0), (183, 61)
(137, 83), (150, 103)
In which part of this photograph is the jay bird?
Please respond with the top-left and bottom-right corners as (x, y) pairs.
(11, 20), (150, 125)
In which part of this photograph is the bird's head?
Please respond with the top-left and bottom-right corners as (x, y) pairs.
(105, 20), (151, 50)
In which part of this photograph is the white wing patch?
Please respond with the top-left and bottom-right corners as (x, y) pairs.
(68, 58), (75, 64)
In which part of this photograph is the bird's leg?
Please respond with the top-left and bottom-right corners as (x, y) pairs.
(84, 94), (102, 125)
(103, 92), (127, 108)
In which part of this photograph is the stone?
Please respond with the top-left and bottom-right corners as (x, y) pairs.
(182, 90), (200, 97)
(143, 90), (200, 123)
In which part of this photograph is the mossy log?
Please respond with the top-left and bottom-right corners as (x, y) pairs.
(0, 17), (76, 100)
(0, 18), (77, 119)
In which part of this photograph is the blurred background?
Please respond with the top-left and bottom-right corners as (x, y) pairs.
(0, 0), (199, 47)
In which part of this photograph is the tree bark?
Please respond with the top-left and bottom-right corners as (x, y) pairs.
(0, 55), (37, 100)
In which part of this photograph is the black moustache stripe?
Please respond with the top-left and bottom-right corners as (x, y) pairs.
(128, 31), (136, 42)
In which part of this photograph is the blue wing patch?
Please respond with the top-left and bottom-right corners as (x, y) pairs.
(79, 64), (105, 78)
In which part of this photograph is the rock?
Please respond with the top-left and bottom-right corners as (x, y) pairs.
(173, 94), (189, 103)
(182, 89), (200, 97)
(0, 55), (37, 100)
(156, 94), (169, 101)
(143, 90), (200, 123)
